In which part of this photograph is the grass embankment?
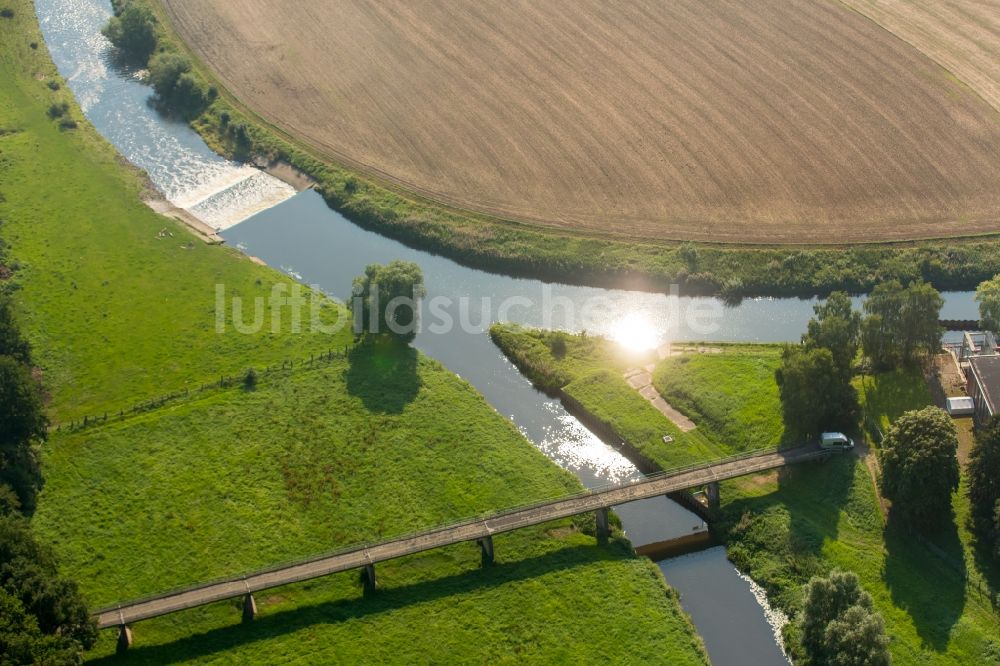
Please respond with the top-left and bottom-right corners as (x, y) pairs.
(139, 0), (1000, 299)
(653, 346), (788, 451)
(489, 325), (728, 471)
(2, 4), (709, 662)
(664, 353), (1000, 663)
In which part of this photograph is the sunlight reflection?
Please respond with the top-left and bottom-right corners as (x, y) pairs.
(611, 313), (660, 352)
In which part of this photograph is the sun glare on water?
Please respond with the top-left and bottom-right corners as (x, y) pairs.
(611, 313), (660, 352)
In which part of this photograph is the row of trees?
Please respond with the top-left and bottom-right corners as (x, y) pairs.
(102, 1), (214, 120)
(0, 295), (96, 663)
(778, 281), (943, 438)
(968, 418), (1000, 561)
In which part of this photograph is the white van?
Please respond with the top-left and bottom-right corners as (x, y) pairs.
(820, 432), (854, 451)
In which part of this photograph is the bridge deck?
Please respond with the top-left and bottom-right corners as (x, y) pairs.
(95, 445), (828, 628)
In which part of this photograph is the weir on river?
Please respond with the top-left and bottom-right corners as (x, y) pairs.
(34, 0), (979, 664)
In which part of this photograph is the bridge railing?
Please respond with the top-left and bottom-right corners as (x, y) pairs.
(93, 444), (812, 616)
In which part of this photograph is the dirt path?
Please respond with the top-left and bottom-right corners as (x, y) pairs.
(624, 366), (696, 432)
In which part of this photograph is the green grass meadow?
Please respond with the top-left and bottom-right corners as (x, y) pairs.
(489, 325), (727, 470)
(0, 4), (345, 422)
(34, 347), (707, 663)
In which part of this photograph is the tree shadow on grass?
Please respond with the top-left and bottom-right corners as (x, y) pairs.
(881, 511), (966, 652)
(968, 517), (1000, 609)
(89, 542), (620, 666)
(345, 337), (421, 414)
(718, 454), (859, 605)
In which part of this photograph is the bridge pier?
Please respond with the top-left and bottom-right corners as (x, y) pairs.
(116, 624), (133, 654)
(242, 593), (257, 623)
(477, 535), (495, 567)
(705, 482), (720, 512)
(596, 507), (610, 544)
(361, 564), (377, 594)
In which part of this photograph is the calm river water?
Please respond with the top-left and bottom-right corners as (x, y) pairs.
(34, 1), (978, 663)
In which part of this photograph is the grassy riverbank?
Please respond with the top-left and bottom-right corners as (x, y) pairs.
(127, 0), (1000, 298)
(3, 3), (710, 662)
(0, 3), (345, 422)
(719, 367), (1000, 664)
(494, 326), (1000, 663)
(489, 325), (729, 470)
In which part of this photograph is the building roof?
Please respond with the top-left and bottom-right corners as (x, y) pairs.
(969, 355), (1000, 415)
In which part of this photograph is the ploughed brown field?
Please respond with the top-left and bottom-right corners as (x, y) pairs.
(162, 0), (1000, 243)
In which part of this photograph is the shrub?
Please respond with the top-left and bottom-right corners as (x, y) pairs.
(549, 332), (568, 359)
(58, 118), (77, 131)
(243, 367), (258, 391)
(46, 102), (68, 119)
(0, 8), (14, 19)
(46, 80), (60, 91)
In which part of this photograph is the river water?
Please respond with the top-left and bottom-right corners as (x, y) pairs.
(34, 1), (978, 663)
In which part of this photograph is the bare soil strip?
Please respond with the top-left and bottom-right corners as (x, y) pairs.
(163, 0), (1000, 243)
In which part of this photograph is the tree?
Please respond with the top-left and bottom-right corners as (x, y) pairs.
(804, 291), (860, 378)
(968, 417), (1000, 554)
(862, 280), (942, 369)
(822, 605), (890, 666)
(0, 295), (31, 366)
(147, 53), (209, 120)
(0, 356), (46, 514)
(776, 346), (858, 437)
(976, 275), (1000, 333)
(0, 513), (96, 658)
(880, 406), (959, 529)
(800, 570), (888, 666)
(351, 261), (425, 342)
(101, 4), (157, 64)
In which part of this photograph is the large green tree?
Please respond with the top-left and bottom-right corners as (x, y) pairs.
(822, 605), (890, 666)
(804, 292), (861, 377)
(101, 3), (157, 64)
(800, 570), (889, 666)
(0, 357), (46, 514)
(351, 261), (425, 342)
(776, 346), (858, 437)
(976, 274), (1000, 333)
(0, 513), (96, 660)
(147, 53), (211, 120)
(861, 280), (943, 369)
(880, 406), (959, 529)
(0, 295), (31, 365)
(968, 417), (1000, 555)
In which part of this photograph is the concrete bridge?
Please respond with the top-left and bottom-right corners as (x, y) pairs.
(98, 444), (830, 651)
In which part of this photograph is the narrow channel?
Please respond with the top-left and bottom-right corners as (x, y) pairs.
(34, 1), (977, 663)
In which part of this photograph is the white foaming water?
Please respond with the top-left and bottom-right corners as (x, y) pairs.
(35, 0), (295, 230)
(736, 568), (792, 664)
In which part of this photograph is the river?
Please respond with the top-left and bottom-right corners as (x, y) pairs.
(33, 1), (978, 664)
